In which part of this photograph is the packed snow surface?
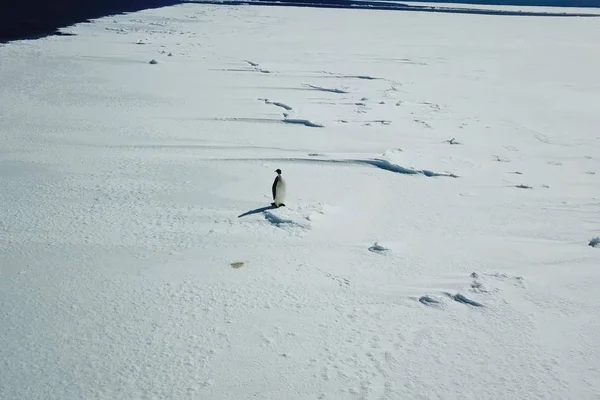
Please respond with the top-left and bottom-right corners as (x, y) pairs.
(1, 4), (600, 399)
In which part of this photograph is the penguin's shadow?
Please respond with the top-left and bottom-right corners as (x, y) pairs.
(237, 205), (277, 218)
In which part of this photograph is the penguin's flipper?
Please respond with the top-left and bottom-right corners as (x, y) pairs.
(272, 176), (279, 200)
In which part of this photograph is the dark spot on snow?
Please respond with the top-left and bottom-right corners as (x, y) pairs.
(149, 59), (158, 64)
(589, 237), (600, 248)
(494, 155), (510, 162)
(515, 184), (533, 189)
(447, 138), (461, 145)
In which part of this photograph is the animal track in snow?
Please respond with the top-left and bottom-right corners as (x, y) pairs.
(263, 211), (309, 232)
(317, 269), (350, 287)
(413, 119), (432, 128)
(422, 101), (441, 111)
(470, 271), (525, 292)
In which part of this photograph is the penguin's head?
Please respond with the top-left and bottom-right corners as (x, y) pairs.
(275, 169), (282, 174)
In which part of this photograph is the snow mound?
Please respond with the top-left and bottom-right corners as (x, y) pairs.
(363, 149), (459, 178)
(368, 242), (390, 253)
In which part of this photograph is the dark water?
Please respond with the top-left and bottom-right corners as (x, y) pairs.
(1, 0), (598, 44)
(0, 0), (183, 43)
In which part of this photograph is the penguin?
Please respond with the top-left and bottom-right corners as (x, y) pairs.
(271, 169), (286, 208)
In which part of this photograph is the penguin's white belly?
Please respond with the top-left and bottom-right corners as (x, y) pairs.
(274, 178), (286, 205)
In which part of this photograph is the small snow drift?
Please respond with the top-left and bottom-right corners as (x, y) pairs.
(419, 296), (443, 308)
(368, 242), (390, 254)
(449, 293), (484, 307)
(361, 159), (458, 178)
(322, 72), (381, 80)
(304, 84), (348, 94)
(282, 118), (324, 128)
(244, 60), (271, 73)
(589, 237), (600, 248)
(262, 99), (293, 111)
